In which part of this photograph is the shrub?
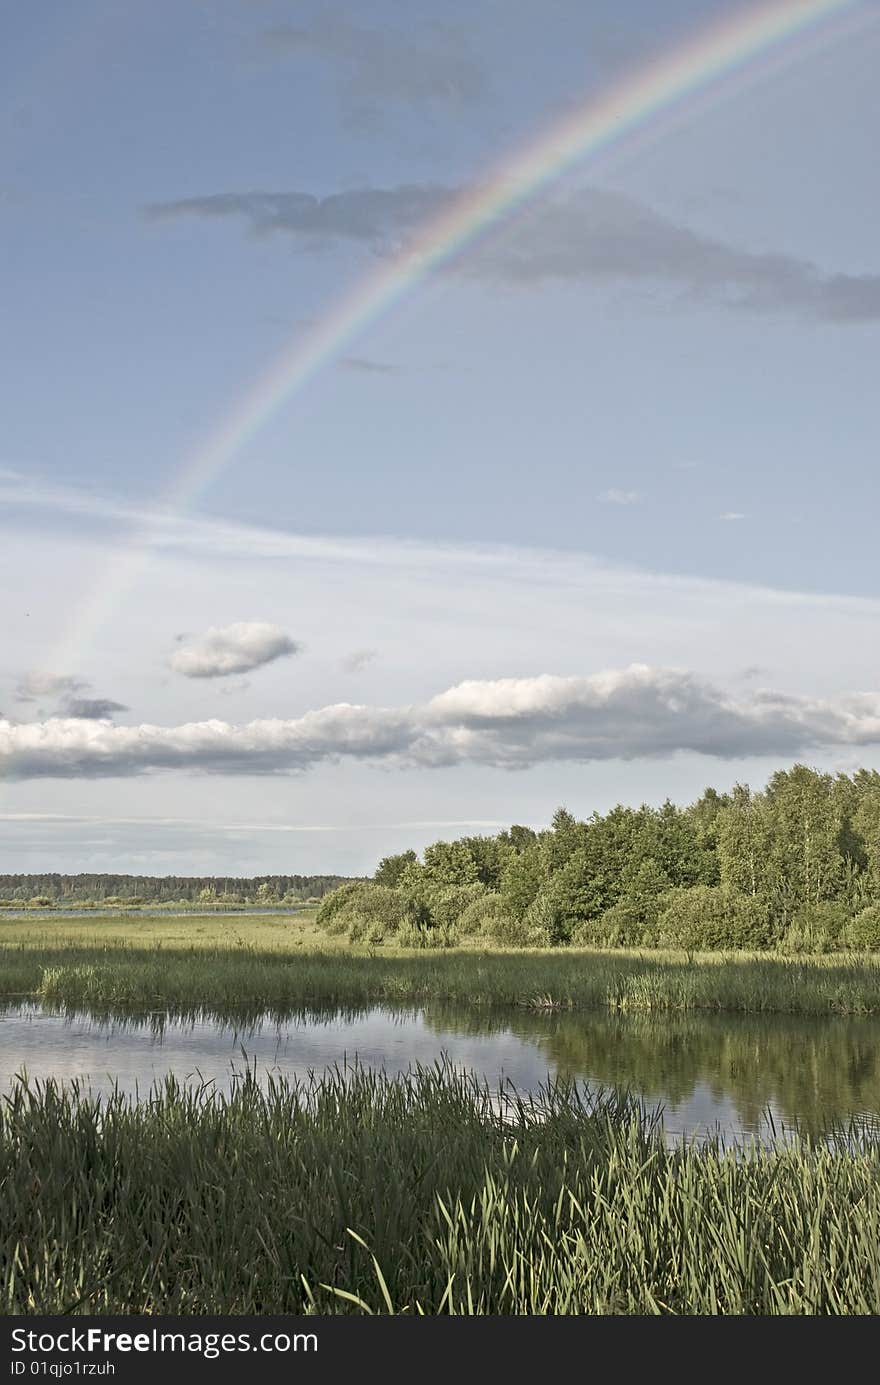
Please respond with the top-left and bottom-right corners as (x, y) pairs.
(571, 900), (649, 949)
(520, 886), (571, 944)
(841, 903), (880, 951)
(779, 901), (850, 954)
(477, 894), (550, 947)
(396, 921), (460, 949)
(316, 882), (363, 931)
(424, 884), (484, 931)
(345, 915), (389, 946)
(572, 889), (682, 950)
(457, 892), (510, 937)
(657, 885), (772, 951)
(316, 882), (406, 939)
(486, 916), (549, 947)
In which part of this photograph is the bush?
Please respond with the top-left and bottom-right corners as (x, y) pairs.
(345, 915), (389, 946)
(316, 883), (406, 940)
(486, 915), (549, 947)
(571, 889), (683, 950)
(423, 883), (484, 931)
(572, 900), (650, 949)
(841, 903), (880, 951)
(457, 892), (510, 937)
(316, 882), (367, 934)
(522, 887), (570, 945)
(657, 886), (772, 951)
(779, 901), (850, 954)
(476, 892), (554, 948)
(473, 892), (550, 947)
(396, 921), (460, 949)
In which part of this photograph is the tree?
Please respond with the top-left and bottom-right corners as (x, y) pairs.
(853, 771), (880, 903)
(374, 850), (418, 888)
(422, 840), (479, 887)
(718, 768), (849, 929)
(456, 835), (512, 889)
(499, 845), (546, 921)
(498, 824), (538, 854)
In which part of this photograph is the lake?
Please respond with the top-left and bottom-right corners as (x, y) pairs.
(4, 999), (880, 1144)
(0, 906), (307, 919)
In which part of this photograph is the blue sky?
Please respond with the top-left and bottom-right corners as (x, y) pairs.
(2, 0), (880, 875)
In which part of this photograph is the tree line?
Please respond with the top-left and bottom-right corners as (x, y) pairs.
(317, 765), (880, 950)
(0, 873), (349, 906)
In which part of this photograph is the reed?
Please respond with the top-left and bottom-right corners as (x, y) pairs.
(11, 940), (880, 1017)
(2, 1063), (880, 1315)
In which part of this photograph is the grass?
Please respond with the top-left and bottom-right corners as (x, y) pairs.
(2, 1062), (880, 1315)
(3, 912), (880, 1016)
(5, 915), (880, 1315)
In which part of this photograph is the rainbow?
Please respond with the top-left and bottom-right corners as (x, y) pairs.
(163, 0), (858, 512)
(53, 0), (863, 670)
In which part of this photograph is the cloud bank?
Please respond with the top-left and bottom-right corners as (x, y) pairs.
(62, 698), (129, 721)
(147, 183), (880, 323)
(170, 623), (300, 678)
(14, 672), (87, 704)
(13, 673), (127, 720)
(264, 16), (484, 119)
(3, 665), (880, 779)
(147, 185), (451, 253)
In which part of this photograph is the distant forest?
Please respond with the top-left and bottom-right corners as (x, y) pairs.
(317, 765), (880, 951)
(0, 874), (350, 905)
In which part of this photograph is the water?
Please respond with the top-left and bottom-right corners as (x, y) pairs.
(0, 906), (307, 919)
(3, 1000), (880, 1145)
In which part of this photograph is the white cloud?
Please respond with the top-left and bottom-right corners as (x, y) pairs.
(14, 672), (86, 703)
(342, 648), (378, 672)
(170, 622), (300, 678)
(599, 489), (642, 506)
(720, 512), (746, 521)
(12, 672), (126, 720)
(3, 665), (880, 779)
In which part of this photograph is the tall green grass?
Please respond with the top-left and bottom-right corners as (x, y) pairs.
(14, 943), (880, 1016)
(2, 1063), (880, 1315)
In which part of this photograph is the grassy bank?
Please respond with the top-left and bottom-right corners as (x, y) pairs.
(3, 913), (880, 1016)
(2, 1064), (879, 1315)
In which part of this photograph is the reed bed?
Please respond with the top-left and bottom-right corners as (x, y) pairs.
(2, 1063), (879, 1315)
(9, 941), (880, 1016)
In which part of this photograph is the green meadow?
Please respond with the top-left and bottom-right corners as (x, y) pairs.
(3, 911), (880, 1016)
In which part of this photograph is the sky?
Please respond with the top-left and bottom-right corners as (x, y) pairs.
(2, 0), (880, 877)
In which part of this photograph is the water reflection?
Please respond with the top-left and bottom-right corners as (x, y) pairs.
(420, 1001), (880, 1139)
(1, 999), (879, 1145)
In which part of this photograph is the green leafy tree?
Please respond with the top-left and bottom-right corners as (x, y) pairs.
(498, 824), (538, 854)
(456, 835), (513, 889)
(499, 844), (546, 921)
(374, 850), (418, 888)
(422, 840), (480, 887)
(541, 807), (585, 874)
(853, 771), (880, 903)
